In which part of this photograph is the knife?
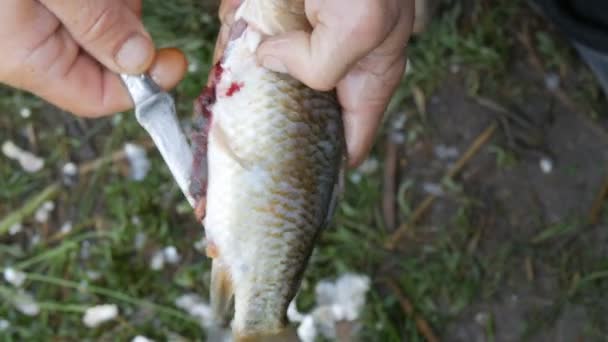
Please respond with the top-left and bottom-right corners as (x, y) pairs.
(120, 74), (195, 207)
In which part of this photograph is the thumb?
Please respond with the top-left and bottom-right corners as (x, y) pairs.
(40, 0), (154, 74)
(255, 0), (391, 92)
(256, 29), (359, 92)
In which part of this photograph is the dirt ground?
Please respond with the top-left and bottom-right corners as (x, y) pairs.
(396, 54), (608, 340)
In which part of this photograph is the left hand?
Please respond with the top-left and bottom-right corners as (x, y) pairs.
(0, 0), (188, 117)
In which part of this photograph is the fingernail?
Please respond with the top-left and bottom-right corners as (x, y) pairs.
(116, 34), (153, 72)
(261, 56), (288, 73)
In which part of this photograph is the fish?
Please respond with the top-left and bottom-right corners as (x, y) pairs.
(188, 0), (344, 340)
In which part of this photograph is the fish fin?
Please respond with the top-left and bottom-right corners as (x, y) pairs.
(323, 183), (339, 229)
(210, 259), (235, 327)
(323, 160), (346, 228)
(212, 123), (250, 170)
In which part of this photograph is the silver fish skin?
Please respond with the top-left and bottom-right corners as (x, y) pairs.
(192, 1), (344, 340)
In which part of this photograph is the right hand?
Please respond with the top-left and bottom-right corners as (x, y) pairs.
(214, 0), (413, 167)
(0, 0), (188, 117)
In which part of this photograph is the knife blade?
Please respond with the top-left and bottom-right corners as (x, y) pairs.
(120, 74), (195, 207)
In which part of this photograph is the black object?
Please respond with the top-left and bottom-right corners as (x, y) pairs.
(535, 0), (608, 53)
(535, 0), (608, 96)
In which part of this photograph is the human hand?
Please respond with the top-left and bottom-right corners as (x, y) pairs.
(215, 0), (413, 167)
(0, 0), (188, 117)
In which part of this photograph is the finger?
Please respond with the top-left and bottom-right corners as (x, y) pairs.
(39, 0), (155, 74)
(123, 0), (142, 17)
(256, 0), (398, 91)
(73, 48), (186, 116)
(16, 25), (186, 117)
(149, 48), (189, 92)
(339, 56), (406, 167)
(0, 0), (58, 81)
(339, 2), (413, 167)
(64, 48), (186, 117)
(13, 22), (132, 116)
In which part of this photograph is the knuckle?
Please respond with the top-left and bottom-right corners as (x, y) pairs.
(303, 54), (344, 91)
(305, 72), (337, 91)
(78, 5), (123, 45)
(350, 0), (391, 42)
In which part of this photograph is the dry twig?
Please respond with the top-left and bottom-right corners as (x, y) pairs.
(78, 139), (155, 175)
(516, 25), (608, 226)
(381, 277), (439, 342)
(383, 136), (399, 231)
(0, 138), (157, 237)
(0, 183), (60, 236)
(386, 122), (498, 250)
(589, 174), (608, 225)
(517, 26), (608, 141)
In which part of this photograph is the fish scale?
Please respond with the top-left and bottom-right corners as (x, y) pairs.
(192, 5), (344, 338)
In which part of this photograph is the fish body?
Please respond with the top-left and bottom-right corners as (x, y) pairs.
(191, 1), (344, 339)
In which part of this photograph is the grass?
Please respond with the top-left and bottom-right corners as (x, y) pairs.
(1, 0), (608, 340)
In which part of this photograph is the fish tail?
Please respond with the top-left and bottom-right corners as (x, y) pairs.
(234, 325), (300, 342)
(210, 259), (235, 327)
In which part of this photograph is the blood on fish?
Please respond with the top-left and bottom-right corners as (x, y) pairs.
(225, 82), (243, 97)
(196, 62), (225, 120)
(212, 63), (224, 84)
(190, 61), (225, 211)
(197, 87), (216, 119)
(191, 89), (213, 204)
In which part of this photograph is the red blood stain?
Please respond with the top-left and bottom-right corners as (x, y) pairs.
(212, 63), (224, 83)
(195, 62), (225, 120)
(196, 86), (216, 120)
(225, 82), (243, 97)
(190, 61), (225, 205)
